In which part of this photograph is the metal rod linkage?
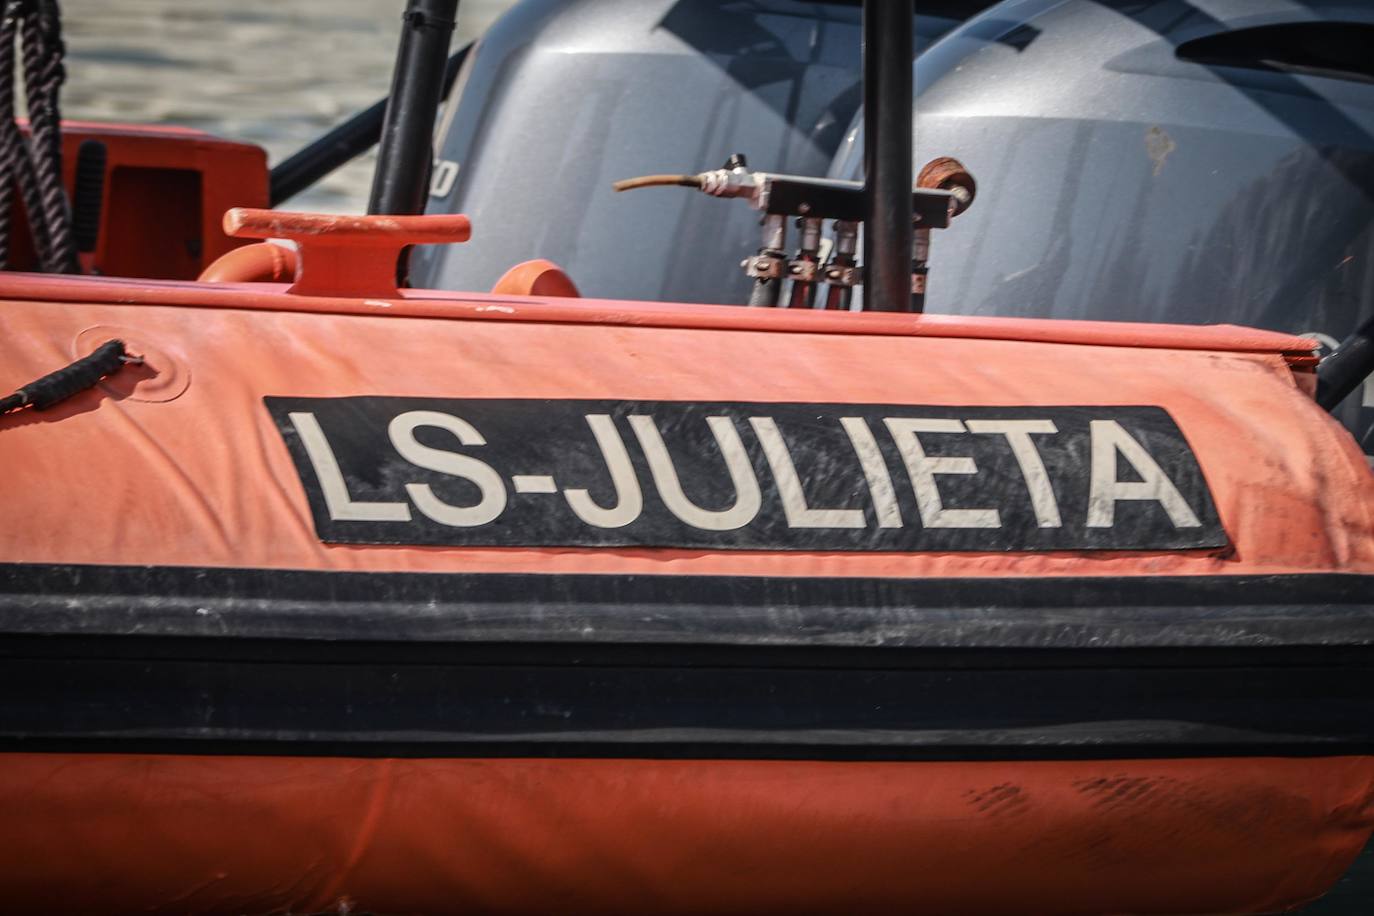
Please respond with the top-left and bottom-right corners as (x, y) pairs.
(746, 214), (787, 307)
(823, 220), (860, 311)
(787, 217), (823, 309)
(911, 226), (930, 313)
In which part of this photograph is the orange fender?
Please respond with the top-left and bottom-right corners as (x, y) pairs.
(197, 241), (298, 284)
(492, 258), (581, 297)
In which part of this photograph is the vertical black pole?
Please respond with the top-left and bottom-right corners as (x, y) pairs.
(862, 0), (914, 313)
(368, 0), (459, 216)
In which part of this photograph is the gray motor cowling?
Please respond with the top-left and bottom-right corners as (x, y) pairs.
(832, 0), (1374, 455)
(413, 0), (980, 304)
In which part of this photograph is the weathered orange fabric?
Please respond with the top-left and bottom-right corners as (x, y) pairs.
(1, 753), (1371, 915)
(0, 280), (1369, 577)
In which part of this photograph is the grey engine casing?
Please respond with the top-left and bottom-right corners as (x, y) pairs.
(837, 0), (1374, 453)
(417, 0), (1374, 455)
(414, 0), (973, 304)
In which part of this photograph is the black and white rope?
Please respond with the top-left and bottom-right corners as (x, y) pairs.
(0, 5), (16, 270)
(17, 0), (73, 272)
(0, 0), (74, 273)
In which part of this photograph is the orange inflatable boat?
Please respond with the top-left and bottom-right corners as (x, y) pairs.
(4, 208), (1374, 913)
(3, 0), (1374, 913)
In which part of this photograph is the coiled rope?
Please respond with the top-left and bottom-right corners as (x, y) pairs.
(0, 0), (75, 273)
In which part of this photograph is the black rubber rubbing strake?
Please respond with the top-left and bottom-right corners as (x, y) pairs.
(0, 338), (128, 415)
(3, 565), (1374, 760)
(4, 563), (1372, 651)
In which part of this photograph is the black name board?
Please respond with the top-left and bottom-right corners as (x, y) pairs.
(265, 397), (1226, 551)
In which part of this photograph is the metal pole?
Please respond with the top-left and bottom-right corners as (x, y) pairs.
(861, 0), (914, 313)
(368, 0), (459, 216)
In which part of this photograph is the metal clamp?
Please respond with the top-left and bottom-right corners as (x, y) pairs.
(787, 258), (818, 282)
(742, 253), (785, 280)
(824, 263), (861, 288)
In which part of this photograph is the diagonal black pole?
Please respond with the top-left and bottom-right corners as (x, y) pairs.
(368, 0), (459, 216)
(862, 0), (914, 313)
(271, 42), (470, 208)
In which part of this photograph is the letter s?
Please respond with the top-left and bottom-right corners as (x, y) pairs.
(387, 410), (507, 527)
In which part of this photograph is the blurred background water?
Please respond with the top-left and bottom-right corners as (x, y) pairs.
(61, 0), (516, 212)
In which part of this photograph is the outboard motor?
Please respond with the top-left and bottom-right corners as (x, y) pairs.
(411, 0), (990, 303)
(830, 0), (1374, 458)
(417, 0), (1374, 457)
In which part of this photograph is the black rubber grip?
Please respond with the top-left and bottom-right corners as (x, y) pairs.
(10, 339), (127, 412)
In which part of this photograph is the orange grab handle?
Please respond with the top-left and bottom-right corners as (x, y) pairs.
(220, 208), (472, 298)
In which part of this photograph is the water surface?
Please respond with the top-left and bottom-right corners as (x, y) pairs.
(62, 0), (513, 212)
